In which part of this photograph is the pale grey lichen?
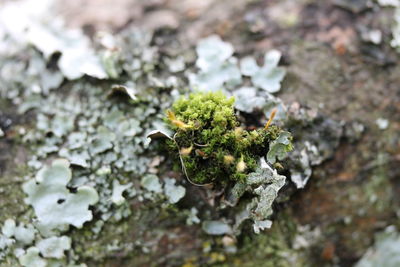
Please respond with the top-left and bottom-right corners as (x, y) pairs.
(290, 149), (312, 189)
(140, 175), (186, 204)
(246, 159), (286, 233)
(267, 131), (293, 164)
(0, 235), (14, 260)
(0, 0), (107, 80)
(391, 7), (400, 49)
(221, 158), (287, 234)
(188, 35), (242, 91)
(59, 149), (90, 168)
(241, 50), (286, 93)
(253, 220), (273, 234)
(66, 132), (87, 150)
(22, 159), (99, 232)
(292, 225), (322, 250)
(195, 35), (234, 71)
(356, 227), (400, 267)
(141, 174), (163, 193)
(165, 56), (186, 73)
(240, 57), (260, 76)
(376, 117), (389, 130)
(202, 221), (233, 236)
(1, 219), (36, 245)
(90, 126), (116, 155)
(361, 29), (382, 44)
(188, 36), (286, 94)
(286, 104), (343, 189)
(1, 219), (16, 238)
(111, 180), (133, 206)
(377, 0), (400, 7)
(233, 87), (266, 113)
(163, 178), (186, 204)
(36, 236), (71, 259)
(19, 247), (47, 267)
(186, 208), (201, 226)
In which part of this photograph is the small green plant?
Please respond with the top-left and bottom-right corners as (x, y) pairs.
(164, 91), (292, 185)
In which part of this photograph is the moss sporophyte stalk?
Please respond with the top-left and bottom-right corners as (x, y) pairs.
(163, 91), (293, 185)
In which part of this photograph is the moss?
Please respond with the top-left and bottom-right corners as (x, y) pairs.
(164, 91), (290, 184)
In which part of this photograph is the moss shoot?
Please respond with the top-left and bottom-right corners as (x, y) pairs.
(165, 91), (287, 185)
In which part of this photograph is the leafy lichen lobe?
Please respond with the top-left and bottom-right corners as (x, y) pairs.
(165, 91), (290, 184)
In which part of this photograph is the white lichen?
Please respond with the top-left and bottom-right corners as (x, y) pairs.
(19, 247), (47, 267)
(141, 174), (163, 193)
(376, 118), (389, 130)
(111, 180), (133, 206)
(188, 35), (242, 91)
(1, 219), (36, 245)
(36, 236), (71, 259)
(163, 178), (186, 204)
(242, 50), (286, 93)
(202, 221), (233, 235)
(22, 159), (99, 232)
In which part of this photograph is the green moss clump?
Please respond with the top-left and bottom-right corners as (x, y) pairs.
(165, 91), (286, 184)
